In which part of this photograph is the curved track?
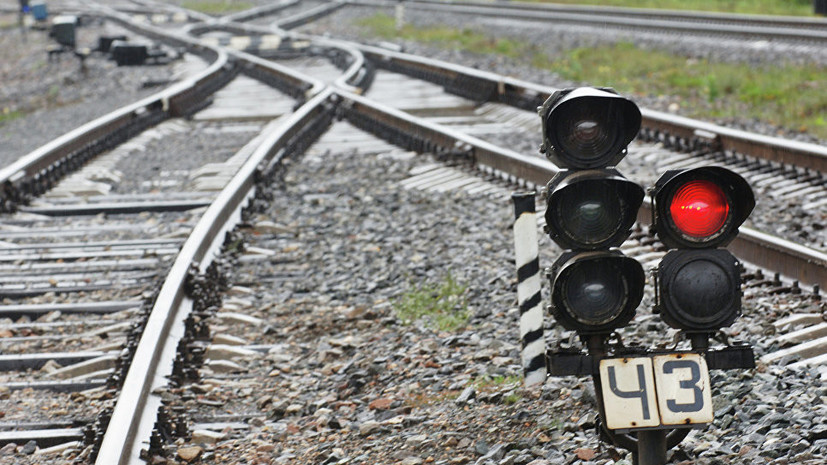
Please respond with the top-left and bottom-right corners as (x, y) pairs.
(1, 1), (826, 463)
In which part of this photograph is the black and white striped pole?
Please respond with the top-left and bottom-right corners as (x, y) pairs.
(512, 191), (546, 386)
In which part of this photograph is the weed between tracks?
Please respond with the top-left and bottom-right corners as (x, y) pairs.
(358, 14), (827, 139)
(394, 274), (471, 332)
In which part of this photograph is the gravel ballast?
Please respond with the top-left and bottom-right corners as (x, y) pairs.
(135, 121), (827, 465)
(0, 3), (825, 464)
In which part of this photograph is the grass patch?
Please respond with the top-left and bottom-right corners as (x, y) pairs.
(540, 42), (827, 136)
(180, 1), (254, 14)
(357, 14), (530, 59)
(358, 13), (827, 138)
(472, 375), (523, 404)
(404, 390), (460, 408)
(394, 274), (471, 332)
(520, 0), (815, 16)
(472, 374), (522, 389)
(0, 108), (24, 126)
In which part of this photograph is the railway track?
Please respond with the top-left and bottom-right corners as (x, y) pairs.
(353, 0), (827, 43)
(1, 1), (826, 463)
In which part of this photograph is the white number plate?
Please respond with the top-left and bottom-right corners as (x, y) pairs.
(599, 353), (713, 430)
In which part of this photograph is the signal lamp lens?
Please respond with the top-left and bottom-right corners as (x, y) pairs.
(556, 109), (616, 166)
(658, 249), (741, 331)
(559, 183), (622, 246)
(545, 170), (644, 250)
(550, 252), (644, 333)
(670, 180), (729, 238)
(653, 167), (755, 249)
(563, 261), (626, 326)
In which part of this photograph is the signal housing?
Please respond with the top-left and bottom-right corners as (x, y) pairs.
(653, 166), (755, 249)
(540, 87), (641, 169)
(653, 166), (755, 334)
(541, 87), (645, 336)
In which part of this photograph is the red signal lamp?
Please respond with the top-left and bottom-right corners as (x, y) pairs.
(670, 179), (729, 238)
(653, 167), (754, 249)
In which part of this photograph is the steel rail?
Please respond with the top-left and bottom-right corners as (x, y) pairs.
(94, 84), (336, 465)
(348, 0), (827, 42)
(350, 44), (827, 172)
(221, 0), (300, 23)
(324, 47), (827, 289)
(394, 0), (827, 30)
(274, 1), (348, 30)
(184, 20), (367, 94)
(0, 7), (233, 210)
(79, 4), (337, 462)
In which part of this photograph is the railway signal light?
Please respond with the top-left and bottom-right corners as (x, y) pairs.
(653, 167), (755, 333)
(652, 167), (754, 249)
(526, 91), (757, 464)
(540, 87), (645, 335)
(549, 251), (644, 333)
(544, 169), (643, 250)
(539, 86), (641, 170)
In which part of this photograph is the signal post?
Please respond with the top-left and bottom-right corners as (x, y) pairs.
(521, 87), (757, 465)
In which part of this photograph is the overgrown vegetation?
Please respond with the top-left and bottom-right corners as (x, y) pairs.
(522, 0), (815, 16)
(180, 1), (254, 14)
(359, 14), (527, 59)
(358, 14), (827, 138)
(537, 42), (827, 135)
(394, 274), (471, 331)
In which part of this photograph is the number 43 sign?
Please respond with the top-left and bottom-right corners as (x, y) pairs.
(599, 353), (713, 430)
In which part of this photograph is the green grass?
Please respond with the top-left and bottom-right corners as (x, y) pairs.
(472, 375), (523, 403)
(520, 0), (815, 16)
(357, 14), (528, 59)
(358, 13), (827, 138)
(0, 108), (24, 126)
(538, 42), (827, 135)
(473, 374), (522, 388)
(394, 274), (471, 332)
(180, 1), (254, 14)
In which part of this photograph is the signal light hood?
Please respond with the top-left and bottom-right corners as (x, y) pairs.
(539, 87), (641, 169)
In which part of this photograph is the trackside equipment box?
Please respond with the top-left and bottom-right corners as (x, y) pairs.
(31, 2), (48, 21)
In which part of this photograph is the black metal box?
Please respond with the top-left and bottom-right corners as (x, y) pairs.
(111, 41), (148, 66)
